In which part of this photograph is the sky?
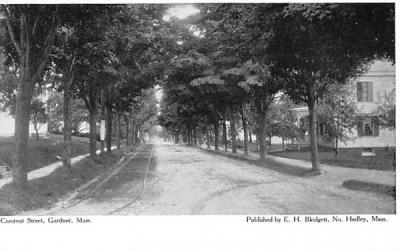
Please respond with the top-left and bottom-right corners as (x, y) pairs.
(163, 4), (200, 22)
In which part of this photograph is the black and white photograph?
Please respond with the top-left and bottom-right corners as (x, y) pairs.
(0, 1), (397, 249)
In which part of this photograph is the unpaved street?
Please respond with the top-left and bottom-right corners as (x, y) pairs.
(30, 141), (395, 215)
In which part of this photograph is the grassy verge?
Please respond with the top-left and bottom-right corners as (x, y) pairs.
(270, 146), (395, 171)
(0, 150), (127, 215)
(0, 134), (91, 174)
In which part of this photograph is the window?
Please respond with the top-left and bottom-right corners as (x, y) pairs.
(357, 116), (379, 137)
(357, 82), (373, 102)
(361, 147), (376, 157)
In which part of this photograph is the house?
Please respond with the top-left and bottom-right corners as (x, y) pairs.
(292, 60), (395, 150)
(349, 60), (395, 148)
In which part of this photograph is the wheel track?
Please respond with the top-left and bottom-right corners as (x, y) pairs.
(106, 144), (154, 214)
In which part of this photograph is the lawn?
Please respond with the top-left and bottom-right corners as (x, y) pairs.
(0, 152), (122, 215)
(231, 141), (284, 152)
(0, 133), (91, 174)
(270, 146), (396, 171)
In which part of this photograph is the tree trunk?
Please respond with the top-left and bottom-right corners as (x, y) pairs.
(34, 125), (39, 140)
(222, 119), (228, 151)
(106, 104), (113, 153)
(241, 104), (249, 156)
(308, 101), (320, 172)
(269, 135), (272, 151)
(100, 90), (105, 153)
(7, 10), (57, 190)
(131, 117), (136, 144)
(206, 128), (211, 149)
(175, 132), (179, 144)
(213, 122), (219, 151)
(231, 119), (237, 154)
(334, 117), (340, 160)
(63, 75), (72, 169)
(258, 109), (267, 160)
(249, 131), (252, 143)
(116, 112), (121, 150)
(89, 108), (97, 157)
(281, 136), (285, 151)
(13, 77), (35, 189)
(335, 136), (339, 160)
(193, 128), (197, 146)
(124, 116), (130, 146)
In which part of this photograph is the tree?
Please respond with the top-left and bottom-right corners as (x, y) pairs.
(318, 84), (358, 159)
(131, 88), (159, 142)
(221, 61), (281, 160)
(61, 5), (124, 157)
(98, 4), (175, 150)
(1, 5), (59, 188)
(30, 98), (47, 140)
(255, 3), (394, 172)
(269, 97), (304, 150)
(197, 3), (394, 168)
(46, 91), (88, 134)
(376, 86), (395, 130)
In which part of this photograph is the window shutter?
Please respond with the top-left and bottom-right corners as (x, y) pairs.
(357, 117), (363, 137)
(357, 82), (362, 102)
(368, 82), (373, 102)
(373, 117), (379, 136)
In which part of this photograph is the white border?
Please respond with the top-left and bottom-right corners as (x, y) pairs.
(0, 1), (398, 250)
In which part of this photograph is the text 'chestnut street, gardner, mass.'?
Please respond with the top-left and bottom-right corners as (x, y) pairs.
(0, 217), (92, 224)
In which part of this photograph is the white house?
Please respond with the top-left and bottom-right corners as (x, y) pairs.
(291, 60), (395, 149)
(342, 60), (395, 148)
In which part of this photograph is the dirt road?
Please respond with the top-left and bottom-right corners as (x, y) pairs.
(28, 141), (395, 215)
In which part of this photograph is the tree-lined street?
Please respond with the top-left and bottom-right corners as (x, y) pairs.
(0, 3), (395, 215)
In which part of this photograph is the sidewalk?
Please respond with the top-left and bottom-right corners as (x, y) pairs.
(198, 144), (395, 189)
(0, 146), (117, 189)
